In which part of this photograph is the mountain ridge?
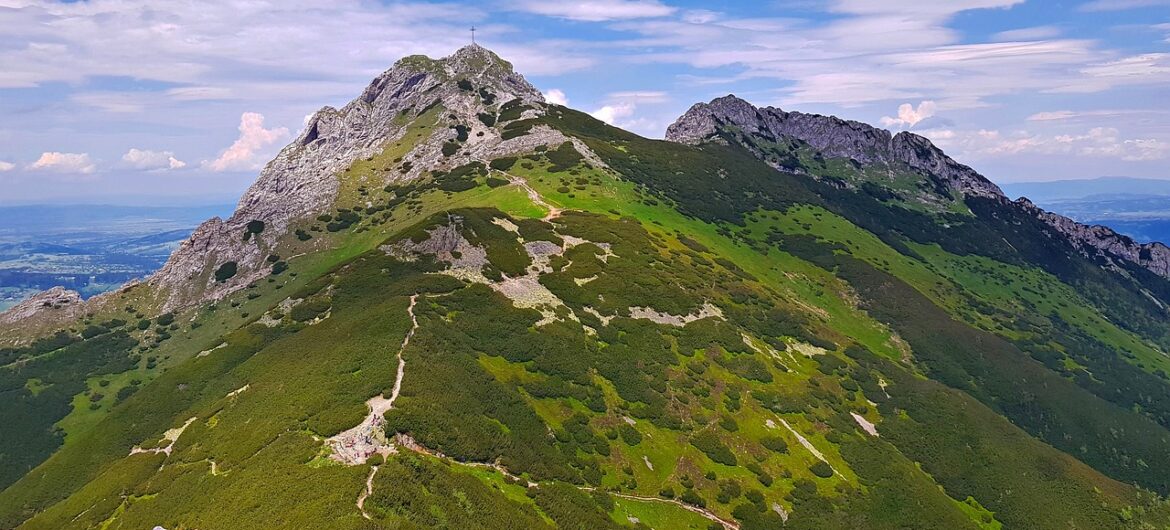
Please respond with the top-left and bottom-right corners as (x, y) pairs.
(666, 93), (1170, 279)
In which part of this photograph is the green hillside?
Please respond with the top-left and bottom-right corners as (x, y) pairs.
(3, 46), (1170, 530)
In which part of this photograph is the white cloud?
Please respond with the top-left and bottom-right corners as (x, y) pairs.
(514, 0), (675, 21)
(828, 0), (1024, 16)
(1027, 110), (1077, 121)
(591, 102), (636, 125)
(617, 10), (1111, 108)
(165, 86), (235, 101)
(1080, 0), (1170, 11)
(991, 26), (1062, 41)
(28, 152), (96, 174)
(1025, 108), (1170, 121)
(880, 101), (937, 128)
(71, 92), (144, 113)
(926, 126), (1170, 161)
(682, 9), (720, 24)
(122, 148), (187, 171)
(1081, 53), (1170, 78)
(588, 90), (669, 129)
(0, 1), (593, 93)
(606, 90), (670, 103)
(205, 113), (289, 172)
(0, 161), (14, 172)
(543, 88), (568, 106)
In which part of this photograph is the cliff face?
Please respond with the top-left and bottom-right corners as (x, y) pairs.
(1018, 198), (1170, 279)
(666, 94), (1170, 280)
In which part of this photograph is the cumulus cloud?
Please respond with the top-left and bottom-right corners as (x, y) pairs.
(0, 161), (15, 172)
(28, 152), (96, 174)
(205, 113), (289, 172)
(543, 89), (568, 106)
(122, 148), (187, 170)
(588, 90), (670, 129)
(591, 102), (636, 125)
(514, 0), (675, 21)
(880, 101), (937, 128)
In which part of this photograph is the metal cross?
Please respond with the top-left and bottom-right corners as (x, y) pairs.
(470, 26), (476, 44)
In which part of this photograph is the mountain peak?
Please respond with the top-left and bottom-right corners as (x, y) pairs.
(145, 46), (550, 312)
(665, 94), (1004, 201)
(447, 44), (515, 75)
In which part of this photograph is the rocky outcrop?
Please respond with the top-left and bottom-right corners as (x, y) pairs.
(0, 287), (83, 327)
(666, 94), (1170, 280)
(1016, 198), (1170, 278)
(666, 95), (1004, 199)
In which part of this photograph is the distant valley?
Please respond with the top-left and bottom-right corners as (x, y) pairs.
(1002, 177), (1170, 244)
(0, 204), (232, 310)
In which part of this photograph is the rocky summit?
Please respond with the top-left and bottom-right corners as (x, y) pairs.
(5, 46), (1170, 530)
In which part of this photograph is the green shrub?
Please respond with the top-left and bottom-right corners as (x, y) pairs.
(290, 296), (331, 322)
(760, 436), (788, 453)
(690, 431), (737, 466)
(489, 157), (516, 171)
(80, 325), (108, 339)
(214, 261), (238, 282)
(809, 460), (833, 478)
(618, 424), (642, 445)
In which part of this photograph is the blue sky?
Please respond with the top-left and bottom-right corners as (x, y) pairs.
(1, 0), (1168, 205)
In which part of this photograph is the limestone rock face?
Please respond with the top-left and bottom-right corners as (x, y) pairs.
(1, 45), (568, 326)
(0, 287), (83, 327)
(666, 94), (1170, 280)
(146, 44), (549, 312)
(1016, 198), (1170, 278)
(665, 94), (1003, 199)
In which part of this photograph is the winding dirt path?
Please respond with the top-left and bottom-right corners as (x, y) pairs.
(327, 295), (419, 465)
(389, 295), (418, 406)
(357, 465), (379, 519)
(507, 174), (561, 221)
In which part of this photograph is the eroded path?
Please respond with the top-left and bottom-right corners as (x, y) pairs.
(328, 294), (419, 465)
(357, 465), (378, 519)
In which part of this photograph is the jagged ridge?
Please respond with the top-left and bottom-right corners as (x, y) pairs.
(666, 94), (1170, 279)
